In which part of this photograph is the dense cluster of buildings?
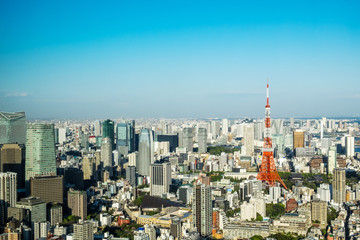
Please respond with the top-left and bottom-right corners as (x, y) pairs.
(0, 110), (359, 240)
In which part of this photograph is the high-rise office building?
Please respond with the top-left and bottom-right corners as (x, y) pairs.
(30, 175), (64, 204)
(328, 147), (337, 175)
(243, 123), (254, 156)
(0, 172), (17, 225)
(150, 162), (171, 197)
(293, 130), (305, 149)
(137, 129), (154, 176)
(74, 221), (94, 240)
(58, 128), (67, 145)
(0, 112), (26, 145)
(94, 120), (101, 136)
(221, 119), (229, 135)
(49, 204), (63, 226)
(157, 135), (179, 153)
(345, 136), (355, 158)
(34, 221), (50, 240)
(102, 119), (114, 149)
(210, 121), (220, 140)
(269, 186), (281, 202)
(193, 184), (212, 237)
(15, 197), (47, 226)
(126, 166), (137, 187)
(171, 218), (182, 240)
(181, 128), (193, 152)
(318, 183), (331, 202)
(333, 168), (346, 204)
(68, 189), (87, 220)
(25, 124), (56, 182)
(101, 137), (113, 174)
(0, 143), (25, 189)
(197, 128), (207, 154)
(178, 185), (192, 204)
(311, 200), (327, 229)
(116, 121), (135, 154)
(290, 117), (295, 128)
(82, 156), (96, 180)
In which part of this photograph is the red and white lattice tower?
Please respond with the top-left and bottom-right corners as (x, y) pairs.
(257, 80), (287, 189)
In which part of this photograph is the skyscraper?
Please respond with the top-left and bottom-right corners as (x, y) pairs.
(210, 121), (220, 140)
(243, 123), (254, 156)
(82, 156), (96, 180)
(101, 137), (113, 174)
(0, 143), (25, 189)
(58, 128), (67, 145)
(345, 136), (355, 158)
(116, 121), (135, 155)
(68, 189), (87, 220)
(102, 119), (114, 149)
(0, 172), (17, 225)
(333, 168), (346, 204)
(221, 119), (229, 136)
(94, 120), (101, 136)
(150, 162), (171, 197)
(137, 129), (154, 176)
(328, 146), (337, 174)
(25, 124), (56, 182)
(126, 166), (137, 187)
(197, 128), (207, 154)
(193, 184), (212, 237)
(293, 130), (305, 149)
(181, 128), (193, 152)
(0, 112), (26, 145)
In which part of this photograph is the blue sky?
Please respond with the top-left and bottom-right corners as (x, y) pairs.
(1, 1), (359, 119)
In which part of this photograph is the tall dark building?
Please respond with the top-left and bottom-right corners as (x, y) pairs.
(63, 167), (84, 190)
(126, 166), (137, 187)
(102, 119), (115, 149)
(192, 184), (212, 237)
(171, 218), (182, 239)
(0, 143), (25, 189)
(156, 135), (179, 152)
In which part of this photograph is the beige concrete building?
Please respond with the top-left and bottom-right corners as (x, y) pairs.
(311, 200), (327, 229)
(333, 168), (346, 204)
(68, 189), (87, 220)
(293, 130), (305, 149)
(74, 221), (94, 240)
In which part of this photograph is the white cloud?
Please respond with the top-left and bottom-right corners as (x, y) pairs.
(4, 92), (29, 97)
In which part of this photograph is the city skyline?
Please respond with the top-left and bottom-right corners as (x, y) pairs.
(1, 1), (360, 119)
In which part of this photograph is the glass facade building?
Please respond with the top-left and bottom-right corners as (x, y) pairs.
(102, 119), (114, 149)
(0, 112), (26, 145)
(116, 120), (135, 153)
(137, 129), (154, 176)
(25, 124), (56, 181)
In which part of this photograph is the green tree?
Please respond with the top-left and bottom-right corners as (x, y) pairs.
(266, 203), (285, 218)
(268, 233), (298, 240)
(250, 235), (264, 240)
(256, 213), (263, 221)
(133, 195), (144, 206)
(327, 207), (339, 224)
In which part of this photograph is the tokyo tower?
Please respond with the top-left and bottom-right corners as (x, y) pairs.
(257, 80), (287, 189)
